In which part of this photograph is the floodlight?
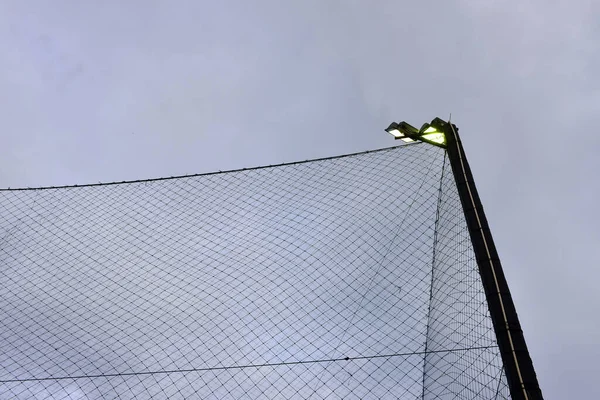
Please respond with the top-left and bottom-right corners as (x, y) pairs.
(418, 123), (446, 146)
(385, 119), (447, 147)
(385, 121), (419, 142)
(385, 122), (403, 139)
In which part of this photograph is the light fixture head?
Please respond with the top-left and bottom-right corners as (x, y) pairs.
(418, 123), (446, 146)
(385, 122), (403, 139)
(385, 121), (419, 142)
(420, 125), (439, 134)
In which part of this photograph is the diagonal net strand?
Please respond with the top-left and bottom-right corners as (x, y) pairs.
(0, 144), (510, 399)
(308, 148), (444, 399)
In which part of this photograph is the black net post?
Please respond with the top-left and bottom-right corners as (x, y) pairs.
(442, 121), (543, 400)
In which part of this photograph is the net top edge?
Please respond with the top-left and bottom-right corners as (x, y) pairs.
(0, 144), (417, 192)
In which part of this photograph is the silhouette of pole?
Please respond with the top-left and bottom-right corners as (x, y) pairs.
(441, 120), (543, 400)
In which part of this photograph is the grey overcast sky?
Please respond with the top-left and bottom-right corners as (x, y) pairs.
(0, 1), (598, 398)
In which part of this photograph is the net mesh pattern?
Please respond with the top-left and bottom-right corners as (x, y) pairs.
(0, 144), (510, 399)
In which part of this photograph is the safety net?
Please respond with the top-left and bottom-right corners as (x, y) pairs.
(0, 144), (510, 399)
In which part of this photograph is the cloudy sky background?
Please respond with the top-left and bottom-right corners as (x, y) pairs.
(0, 1), (598, 398)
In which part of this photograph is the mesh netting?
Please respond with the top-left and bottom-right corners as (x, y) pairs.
(0, 144), (510, 399)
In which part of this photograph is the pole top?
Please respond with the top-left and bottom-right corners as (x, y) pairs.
(385, 117), (458, 149)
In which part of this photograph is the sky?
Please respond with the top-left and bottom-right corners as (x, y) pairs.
(0, 1), (598, 398)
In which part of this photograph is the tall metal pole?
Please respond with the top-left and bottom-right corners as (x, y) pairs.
(442, 121), (543, 400)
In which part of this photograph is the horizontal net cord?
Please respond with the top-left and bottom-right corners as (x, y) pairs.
(1, 345), (498, 383)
